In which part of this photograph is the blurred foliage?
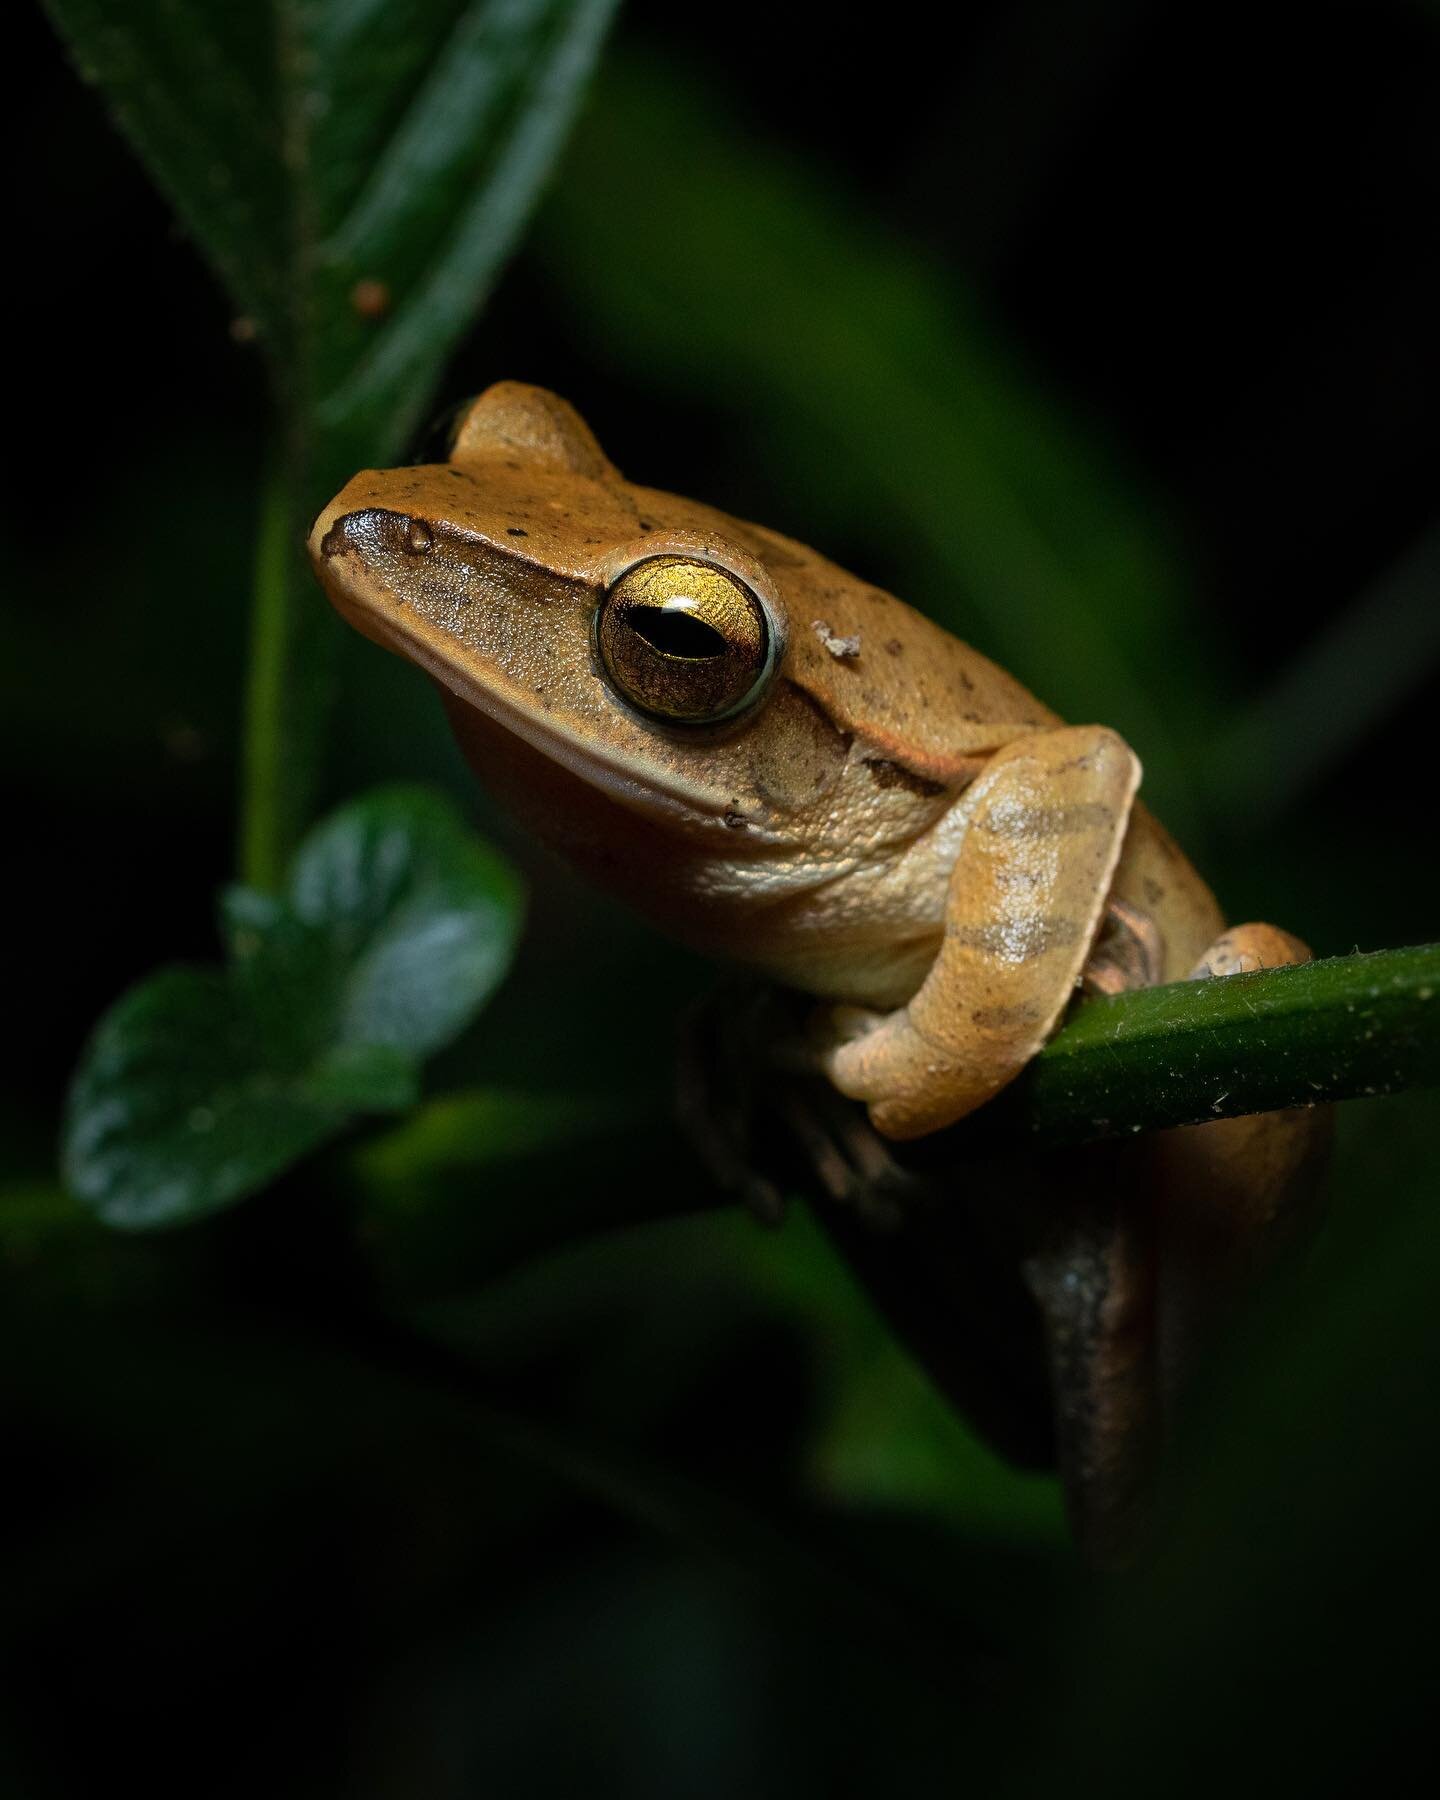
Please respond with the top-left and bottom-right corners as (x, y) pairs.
(66, 787), (522, 1226)
(8, 2), (1440, 1796)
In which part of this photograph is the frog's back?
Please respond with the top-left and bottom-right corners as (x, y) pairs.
(626, 482), (1064, 774)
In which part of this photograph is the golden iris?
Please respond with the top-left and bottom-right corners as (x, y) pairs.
(597, 557), (774, 723)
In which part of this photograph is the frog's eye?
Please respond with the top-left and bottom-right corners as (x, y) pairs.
(596, 556), (777, 724)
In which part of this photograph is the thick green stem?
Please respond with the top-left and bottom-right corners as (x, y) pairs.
(238, 450), (340, 890)
(972, 943), (1440, 1150)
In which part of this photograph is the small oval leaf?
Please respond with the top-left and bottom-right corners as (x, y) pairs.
(63, 788), (522, 1230)
(63, 967), (349, 1231)
(289, 786), (525, 1059)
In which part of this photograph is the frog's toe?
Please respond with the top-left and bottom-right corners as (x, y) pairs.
(1189, 922), (1310, 980)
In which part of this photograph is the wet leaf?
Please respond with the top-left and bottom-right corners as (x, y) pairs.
(64, 787), (522, 1228)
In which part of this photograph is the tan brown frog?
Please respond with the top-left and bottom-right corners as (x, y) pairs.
(310, 382), (1327, 1558)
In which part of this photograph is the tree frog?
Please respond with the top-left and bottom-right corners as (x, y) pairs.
(310, 383), (1327, 1558)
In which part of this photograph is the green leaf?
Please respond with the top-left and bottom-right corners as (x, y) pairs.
(288, 788), (522, 1057)
(64, 966), (362, 1232)
(41, 0), (621, 887)
(42, 0), (619, 454)
(64, 787), (522, 1230)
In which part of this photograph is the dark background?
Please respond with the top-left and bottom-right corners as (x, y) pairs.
(5, 3), (1439, 1795)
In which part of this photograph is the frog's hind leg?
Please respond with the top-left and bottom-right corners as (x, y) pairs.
(1151, 921), (1333, 1407)
(819, 725), (1142, 1140)
(1027, 920), (1329, 1563)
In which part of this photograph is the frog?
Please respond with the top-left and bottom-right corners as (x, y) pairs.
(309, 382), (1328, 1560)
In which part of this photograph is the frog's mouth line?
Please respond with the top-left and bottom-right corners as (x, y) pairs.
(319, 564), (786, 842)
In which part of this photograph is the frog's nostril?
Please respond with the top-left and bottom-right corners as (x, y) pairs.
(312, 506), (438, 568)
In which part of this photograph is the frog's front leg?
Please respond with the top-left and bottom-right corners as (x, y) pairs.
(821, 725), (1142, 1139)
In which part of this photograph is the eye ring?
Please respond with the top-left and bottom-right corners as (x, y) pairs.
(596, 555), (778, 724)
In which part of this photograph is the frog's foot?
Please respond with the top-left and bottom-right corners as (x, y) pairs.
(678, 986), (912, 1229)
(817, 725), (1142, 1140)
(1189, 920), (1311, 981)
(771, 1078), (911, 1229)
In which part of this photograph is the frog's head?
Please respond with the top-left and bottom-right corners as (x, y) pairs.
(309, 381), (978, 981)
(312, 386), (801, 824)
(312, 383), (887, 837)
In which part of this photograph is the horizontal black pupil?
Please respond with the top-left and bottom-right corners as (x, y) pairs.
(629, 604), (729, 659)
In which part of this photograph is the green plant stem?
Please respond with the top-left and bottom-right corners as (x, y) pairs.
(239, 449), (340, 890)
(970, 943), (1440, 1151)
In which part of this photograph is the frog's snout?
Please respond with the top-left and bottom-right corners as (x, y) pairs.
(307, 497), (363, 573)
(315, 511), (354, 561)
(307, 493), (356, 566)
(307, 503), (441, 653)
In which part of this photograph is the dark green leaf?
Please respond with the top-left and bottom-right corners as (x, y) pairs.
(64, 966), (352, 1231)
(306, 1043), (420, 1113)
(64, 787), (522, 1229)
(219, 882), (288, 955)
(288, 787), (522, 1058)
(42, 0), (620, 457)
